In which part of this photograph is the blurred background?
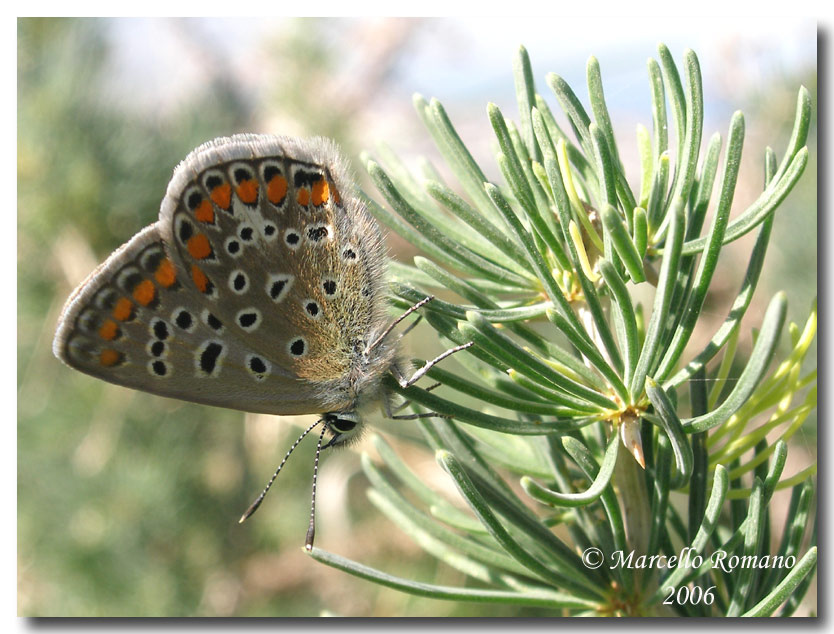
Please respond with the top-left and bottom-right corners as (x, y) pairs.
(18, 17), (816, 616)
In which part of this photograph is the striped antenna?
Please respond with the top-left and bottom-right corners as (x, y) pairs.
(304, 423), (329, 551)
(239, 419), (323, 524)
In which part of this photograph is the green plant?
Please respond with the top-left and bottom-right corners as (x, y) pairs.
(307, 44), (817, 616)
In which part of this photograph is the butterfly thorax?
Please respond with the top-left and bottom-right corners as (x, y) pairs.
(306, 317), (400, 416)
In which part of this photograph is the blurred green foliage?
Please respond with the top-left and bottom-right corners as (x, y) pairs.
(18, 18), (816, 616)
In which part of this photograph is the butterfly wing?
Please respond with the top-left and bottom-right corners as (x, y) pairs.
(54, 224), (319, 414)
(160, 135), (390, 403)
(54, 135), (390, 416)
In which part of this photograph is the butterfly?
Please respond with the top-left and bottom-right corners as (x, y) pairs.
(53, 134), (471, 549)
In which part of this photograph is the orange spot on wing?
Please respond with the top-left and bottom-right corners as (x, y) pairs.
(112, 297), (134, 322)
(311, 179), (330, 206)
(331, 185), (341, 204)
(191, 265), (209, 293)
(98, 319), (119, 341)
(267, 174), (288, 204)
(154, 258), (177, 288)
(296, 188), (310, 206)
(236, 179), (259, 204)
(132, 279), (156, 306)
(211, 183), (232, 209)
(187, 233), (213, 260)
(99, 348), (123, 367)
(194, 199), (215, 223)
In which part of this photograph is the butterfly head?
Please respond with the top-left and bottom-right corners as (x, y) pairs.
(321, 410), (363, 448)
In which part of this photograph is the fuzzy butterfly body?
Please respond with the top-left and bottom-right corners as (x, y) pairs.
(53, 134), (398, 421)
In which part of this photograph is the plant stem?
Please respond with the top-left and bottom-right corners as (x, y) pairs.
(613, 448), (650, 570)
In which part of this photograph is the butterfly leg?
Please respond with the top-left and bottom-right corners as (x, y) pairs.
(368, 295), (434, 352)
(386, 342), (473, 421)
(390, 410), (453, 420)
(395, 341), (474, 389)
(382, 382), (449, 420)
(391, 382), (441, 414)
(395, 313), (423, 341)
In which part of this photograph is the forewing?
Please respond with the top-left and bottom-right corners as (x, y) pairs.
(53, 224), (326, 415)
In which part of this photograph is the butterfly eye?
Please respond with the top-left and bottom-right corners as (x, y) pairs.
(325, 411), (360, 435)
(330, 418), (356, 433)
